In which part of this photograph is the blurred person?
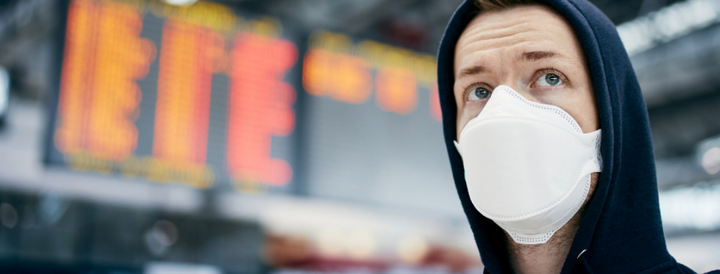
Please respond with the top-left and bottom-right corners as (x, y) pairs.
(264, 234), (314, 267)
(436, 0), (720, 273)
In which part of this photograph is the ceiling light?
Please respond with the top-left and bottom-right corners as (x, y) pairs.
(161, 0), (199, 6)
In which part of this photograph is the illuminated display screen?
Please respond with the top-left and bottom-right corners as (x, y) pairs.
(47, 0), (299, 193)
(301, 32), (455, 209)
(47, 0), (456, 207)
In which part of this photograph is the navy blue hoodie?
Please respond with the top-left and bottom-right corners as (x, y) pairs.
(436, 1), (716, 273)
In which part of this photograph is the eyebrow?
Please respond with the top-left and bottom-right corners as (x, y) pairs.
(522, 51), (557, 61)
(456, 65), (486, 79)
(455, 51), (559, 79)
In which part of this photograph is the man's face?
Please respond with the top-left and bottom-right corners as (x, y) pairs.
(453, 5), (599, 139)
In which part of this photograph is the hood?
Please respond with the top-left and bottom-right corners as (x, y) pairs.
(436, 1), (692, 273)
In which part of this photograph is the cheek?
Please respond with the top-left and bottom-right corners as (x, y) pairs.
(528, 85), (597, 133)
(456, 112), (475, 140)
(576, 99), (599, 133)
(456, 104), (484, 140)
(556, 89), (599, 133)
(456, 117), (466, 140)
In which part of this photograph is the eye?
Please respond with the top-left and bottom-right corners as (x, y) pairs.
(468, 86), (491, 101)
(536, 73), (563, 87)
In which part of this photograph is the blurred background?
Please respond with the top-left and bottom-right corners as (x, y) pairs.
(0, 0), (718, 273)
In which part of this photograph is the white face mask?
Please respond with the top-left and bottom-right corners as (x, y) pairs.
(454, 85), (602, 244)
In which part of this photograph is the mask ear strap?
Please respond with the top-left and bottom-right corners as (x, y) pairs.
(454, 140), (462, 157)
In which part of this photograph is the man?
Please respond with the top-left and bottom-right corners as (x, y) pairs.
(436, 0), (716, 273)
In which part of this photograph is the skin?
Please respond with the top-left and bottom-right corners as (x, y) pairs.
(453, 5), (600, 274)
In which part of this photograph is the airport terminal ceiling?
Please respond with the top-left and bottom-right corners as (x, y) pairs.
(0, 0), (691, 55)
(215, 0), (688, 52)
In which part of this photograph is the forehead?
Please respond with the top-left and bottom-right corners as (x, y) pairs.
(454, 5), (582, 73)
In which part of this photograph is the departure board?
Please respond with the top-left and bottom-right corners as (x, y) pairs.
(47, 0), (457, 210)
(301, 32), (457, 211)
(47, 0), (300, 193)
